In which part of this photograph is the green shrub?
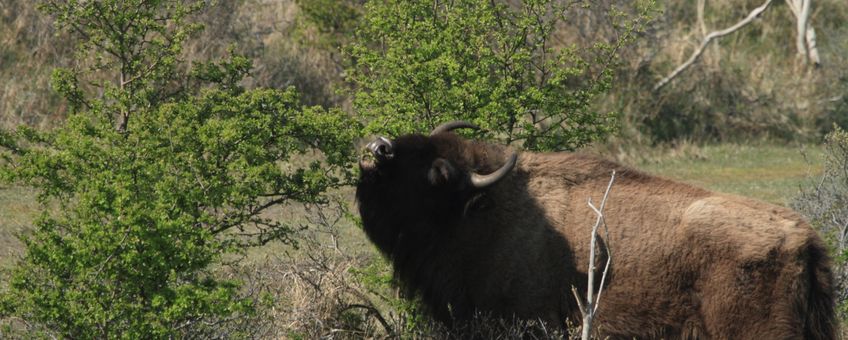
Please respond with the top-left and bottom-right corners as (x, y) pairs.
(791, 126), (848, 315)
(347, 0), (655, 151)
(0, 0), (361, 337)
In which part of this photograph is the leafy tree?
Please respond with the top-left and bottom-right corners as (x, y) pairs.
(0, 0), (360, 337)
(348, 0), (654, 151)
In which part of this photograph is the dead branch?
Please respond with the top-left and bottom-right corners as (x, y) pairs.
(654, 0), (775, 91)
(805, 27), (820, 65)
(339, 304), (395, 337)
(786, 0), (821, 65)
(573, 170), (616, 340)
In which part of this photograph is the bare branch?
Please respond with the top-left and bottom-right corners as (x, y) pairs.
(785, 0), (820, 65)
(594, 213), (613, 315)
(571, 285), (587, 314)
(654, 0), (775, 91)
(574, 170), (616, 340)
(806, 26), (820, 65)
(788, 0), (809, 59)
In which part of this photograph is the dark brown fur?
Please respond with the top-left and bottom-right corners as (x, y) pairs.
(356, 133), (836, 339)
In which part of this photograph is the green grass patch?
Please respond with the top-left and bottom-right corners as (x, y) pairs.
(632, 144), (824, 205)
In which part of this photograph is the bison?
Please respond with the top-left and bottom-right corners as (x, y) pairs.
(356, 121), (836, 339)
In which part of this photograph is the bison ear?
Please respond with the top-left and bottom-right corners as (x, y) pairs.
(428, 158), (459, 186)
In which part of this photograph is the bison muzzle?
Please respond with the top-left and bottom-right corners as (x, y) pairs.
(356, 121), (836, 339)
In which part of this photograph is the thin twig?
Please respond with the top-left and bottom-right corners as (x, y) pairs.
(571, 286), (587, 313)
(595, 216), (613, 315)
(574, 170), (616, 340)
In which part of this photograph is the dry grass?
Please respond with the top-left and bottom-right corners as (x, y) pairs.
(603, 0), (848, 143)
(0, 0), (73, 129)
(210, 236), (581, 338)
(0, 0), (344, 133)
(3, 0), (846, 140)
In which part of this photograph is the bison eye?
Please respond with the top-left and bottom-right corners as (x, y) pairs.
(428, 158), (458, 186)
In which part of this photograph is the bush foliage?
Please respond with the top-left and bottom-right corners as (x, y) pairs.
(347, 0), (655, 151)
(0, 0), (360, 337)
(792, 127), (848, 315)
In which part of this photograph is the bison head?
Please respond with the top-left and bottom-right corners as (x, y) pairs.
(356, 121), (517, 255)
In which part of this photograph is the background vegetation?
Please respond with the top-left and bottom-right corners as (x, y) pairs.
(792, 127), (848, 317)
(0, 0), (846, 338)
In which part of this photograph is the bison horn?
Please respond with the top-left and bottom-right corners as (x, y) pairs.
(430, 121), (480, 136)
(470, 152), (518, 188)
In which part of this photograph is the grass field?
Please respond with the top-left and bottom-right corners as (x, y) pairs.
(630, 143), (824, 205)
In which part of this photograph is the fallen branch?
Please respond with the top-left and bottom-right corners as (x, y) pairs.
(573, 170), (616, 340)
(653, 0), (775, 91)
